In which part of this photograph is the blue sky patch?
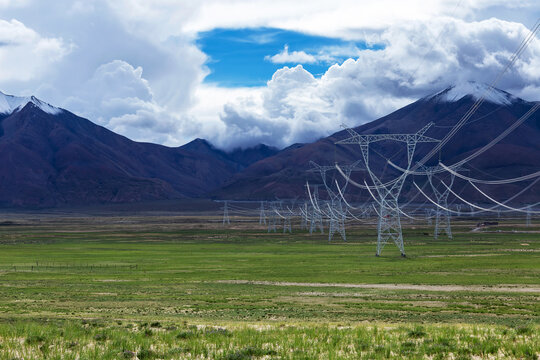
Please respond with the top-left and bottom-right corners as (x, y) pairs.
(196, 27), (384, 87)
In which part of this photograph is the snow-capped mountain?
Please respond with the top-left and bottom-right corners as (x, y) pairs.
(425, 81), (518, 106)
(0, 83), (538, 207)
(213, 83), (539, 202)
(0, 91), (62, 115)
(0, 95), (279, 208)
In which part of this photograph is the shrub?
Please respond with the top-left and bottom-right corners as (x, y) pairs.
(122, 350), (136, 358)
(177, 330), (196, 339)
(205, 327), (231, 336)
(94, 333), (107, 341)
(25, 335), (46, 344)
(221, 347), (277, 360)
(516, 326), (533, 335)
(408, 326), (426, 338)
(138, 348), (157, 360)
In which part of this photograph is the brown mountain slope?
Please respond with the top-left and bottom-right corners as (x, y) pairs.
(212, 85), (540, 203)
(0, 103), (271, 207)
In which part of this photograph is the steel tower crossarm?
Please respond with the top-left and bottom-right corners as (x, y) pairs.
(335, 123), (439, 146)
(336, 122), (439, 167)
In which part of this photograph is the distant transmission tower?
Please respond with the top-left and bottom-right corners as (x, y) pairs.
(222, 201), (230, 225)
(283, 211), (292, 233)
(300, 202), (308, 230)
(308, 185), (324, 234)
(337, 123), (439, 257)
(267, 202), (278, 232)
(259, 201), (267, 225)
(309, 161), (358, 242)
(421, 165), (459, 240)
(426, 209), (433, 226)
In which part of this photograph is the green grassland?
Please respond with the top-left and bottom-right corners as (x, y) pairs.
(0, 216), (538, 359)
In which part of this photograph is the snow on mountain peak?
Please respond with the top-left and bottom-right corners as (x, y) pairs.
(0, 91), (62, 115)
(427, 81), (517, 106)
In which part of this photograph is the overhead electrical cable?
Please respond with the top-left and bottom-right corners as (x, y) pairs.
(413, 19), (540, 170)
(466, 181), (540, 214)
(440, 163), (540, 185)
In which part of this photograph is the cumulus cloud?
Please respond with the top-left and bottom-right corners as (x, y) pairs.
(264, 44), (363, 65)
(181, 0), (539, 39)
(64, 60), (180, 145)
(208, 17), (540, 149)
(0, 19), (71, 82)
(0, 1), (538, 151)
(0, 0), (207, 146)
(265, 45), (317, 64)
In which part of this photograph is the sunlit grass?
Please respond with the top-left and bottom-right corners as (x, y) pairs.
(0, 320), (538, 359)
(0, 217), (538, 358)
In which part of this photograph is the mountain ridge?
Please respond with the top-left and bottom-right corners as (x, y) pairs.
(0, 102), (277, 207)
(0, 82), (538, 207)
(211, 84), (539, 203)
(0, 91), (62, 115)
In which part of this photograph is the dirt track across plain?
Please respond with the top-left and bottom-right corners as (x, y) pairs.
(216, 280), (540, 293)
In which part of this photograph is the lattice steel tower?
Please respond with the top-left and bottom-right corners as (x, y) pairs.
(307, 185), (324, 234)
(336, 123), (440, 257)
(309, 161), (358, 242)
(222, 201), (230, 225)
(259, 201), (267, 225)
(421, 165), (458, 240)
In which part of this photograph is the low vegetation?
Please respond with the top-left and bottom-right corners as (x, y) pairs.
(0, 215), (538, 358)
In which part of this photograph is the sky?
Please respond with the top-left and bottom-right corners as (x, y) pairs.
(0, 0), (538, 149)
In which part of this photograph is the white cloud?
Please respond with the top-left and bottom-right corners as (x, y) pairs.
(265, 44), (366, 66)
(0, 19), (71, 82)
(0, 1), (538, 151)
(63, 60), (181, 145)
(74, 0), (537, 42)
(0, 0), (207, 146)
(179, 0), (538, 38)
(0, 0), (30, 8)
(106, 0), (200, 41)
(265, 45), (317, 64)
(204, 17), (540, 149)
(68, 1), (95, 15)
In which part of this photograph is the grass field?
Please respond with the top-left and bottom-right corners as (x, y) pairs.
(0, 215), (538, 359)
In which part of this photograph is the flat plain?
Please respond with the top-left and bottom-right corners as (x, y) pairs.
(0, 214), (538, 359)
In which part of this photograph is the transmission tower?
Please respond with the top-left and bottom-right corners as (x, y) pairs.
(307, 185), (324, 234)
(259, 201), (267, 225)
(308, 161), (359, 242)
(336, 123), (440, 256)
(300, 202), (308, 230)
(526, 209), (531, 227)
(421, 165), (460, 240)
(425, 208), (433, 226)
(283, 211), (292, 233)
(267, 201), (282, 232)
(267, 202), (278, 232)
(222, 201), (230, 225)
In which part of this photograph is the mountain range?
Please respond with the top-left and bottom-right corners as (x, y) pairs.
(0, 82), (538, 208)
(213, 82), (540, 203)
(0, 92), (277, 207)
